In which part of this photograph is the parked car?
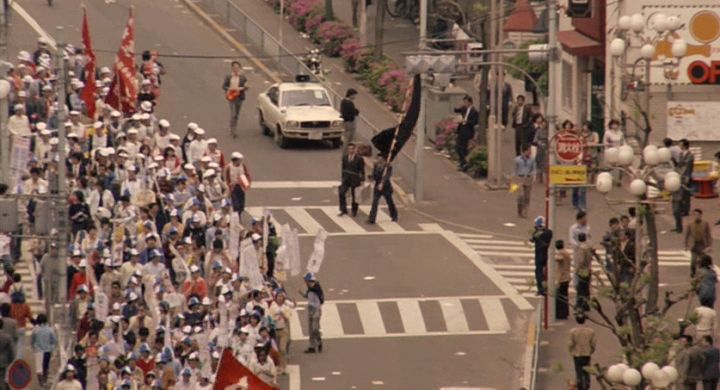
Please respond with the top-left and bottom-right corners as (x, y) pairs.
(257, 75), (344, 148)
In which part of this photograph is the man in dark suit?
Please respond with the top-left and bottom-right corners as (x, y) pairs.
(0, 319), (15, 390)
(367, 154), (398, 224)
(222, 61), (248, 138)
(338, 143), (365, 217)
(340, 88), (360, 144)
(453, 95), (479, 172)
(511, 95), (532, 156)
(677, 139), (694, 217)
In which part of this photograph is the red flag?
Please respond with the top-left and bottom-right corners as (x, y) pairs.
(105, 7), (137, 114)
(213, 349), (277, 390)
(80, 7), (97, 119)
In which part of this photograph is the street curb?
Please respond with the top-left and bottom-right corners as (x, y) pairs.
(522, 306), (541, 389)
(181, 0), (281, 83)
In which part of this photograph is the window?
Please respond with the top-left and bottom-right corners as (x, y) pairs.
(562, 60), (574, 111)
(267, 87), (279, 105)
(280, 89), (331, 107)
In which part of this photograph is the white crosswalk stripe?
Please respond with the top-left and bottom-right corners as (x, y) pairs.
(455, 232), (692, 298)
(244, 205), (409, 235)
(290, 296), (511, 340)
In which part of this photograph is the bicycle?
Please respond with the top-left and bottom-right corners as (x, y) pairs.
(386, 0), (419, 24)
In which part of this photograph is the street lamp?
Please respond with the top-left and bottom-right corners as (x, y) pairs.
(606, 362), (678, 388)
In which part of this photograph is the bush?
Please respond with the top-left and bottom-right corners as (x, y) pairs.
(317, 21), (354, 57)
(466, 147), (488, 178)
(378, 69), (409, 112)
(288, 0), (322, 32)
(305, 12), (325, 42)
(434, 118), (459, 151)
(266, 0), (282, 13)
(340, 39), (362, 72)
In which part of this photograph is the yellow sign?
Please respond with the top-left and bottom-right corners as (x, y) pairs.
(549, 165), (587, 185)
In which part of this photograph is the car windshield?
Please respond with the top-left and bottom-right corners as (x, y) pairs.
(281, 89), (331, 107)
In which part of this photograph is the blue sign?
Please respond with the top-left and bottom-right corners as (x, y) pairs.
(6, 359), (31, 389)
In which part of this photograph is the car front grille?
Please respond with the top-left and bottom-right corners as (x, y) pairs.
(300, 121), (330, 128)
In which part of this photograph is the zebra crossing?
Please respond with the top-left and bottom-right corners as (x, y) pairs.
(455, 232), (692, 298)
(244, 205), (415, 236)
(288, 295), (512, 340)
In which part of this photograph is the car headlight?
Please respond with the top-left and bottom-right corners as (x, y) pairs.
(332, 120), (344, 127)
(285, 120), (299, 128)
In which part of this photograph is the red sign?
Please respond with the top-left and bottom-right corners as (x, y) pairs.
(553, 133), (583, 163)
(6, 359), (31, 389)
(688, 60), (720, 85)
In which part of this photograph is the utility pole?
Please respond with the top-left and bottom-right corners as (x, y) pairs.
(359, 0), (367, 47)
(545, 0), (559, 326)
(0, 0), (6, 61)
(373, 0), (385, 57)
(414, 0), (427, 202)
(53, 26), (69, 322)
(0, 80), (8, 186)
(486, 0), (499, 187)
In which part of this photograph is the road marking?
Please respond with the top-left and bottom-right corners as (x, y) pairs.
(481, 299), (511, 332)
(397, 300), (426, 334)
(289, 307), (304, 339)
(320, 206), (365, 234)
(439, 298), (470, 333)
(356, 301), (386, 336)
(11, 2), (57, 49)
(456, 233), (494, 239)
(252, 181), (340, 189)
(285, 207), (323, 234)
(319, 302), (343, 338)
(287, 365), (301, 390)
(359, 206), (404, 232)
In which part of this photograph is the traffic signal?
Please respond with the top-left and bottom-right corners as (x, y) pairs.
(568, 0), (592, 18)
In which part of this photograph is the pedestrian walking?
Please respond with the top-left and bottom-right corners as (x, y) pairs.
(530, 216), (552, 296)
(453, 95), (479, 172)
(685, 209), (712, 277)
(701, 335), (720, 390)
(600, 217), (621, 271)
(574, 233), (592, 314)
(694, 303), (716, 339)
(676, 335), (706, 390)
(569, 211), (592, 249)
(0, 320), (15, 390)
(300, 272), (323, 354)
(677, 139), (695, 217)
(222, 60), (248, 138)
(367, 154), (398, 224)
(31, 313), (57, 386)
(338, 143), (365, 217)
(340, 88), (360, 144)
(510, 95), (531, 156)
(696, 254), (717, 308)
(223, 152), (251, 218)
(514, 144), (536, 218)
(555, 240), (571, 320)
(569, 315), (595, 390)
(531, 113), (547, 183)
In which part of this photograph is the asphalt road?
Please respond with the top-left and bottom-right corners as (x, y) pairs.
(10, 0), (531, 389)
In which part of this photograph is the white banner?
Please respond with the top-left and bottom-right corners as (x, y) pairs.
(287, 227), (301, 277)
(228, 211), (242, 263)
(239, 238), (264, 289)
(306, 228), (328, 274)
(94, 291), (109, 321)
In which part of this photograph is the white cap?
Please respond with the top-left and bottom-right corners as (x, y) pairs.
(140, 113), (150, 120)
(93, 121), (103, 128)
(204, 169), (215, 177)
(158, 119), (170, 128)
(126, 164), (137, 172)
(141, 79), (151, 85)
(187, 122), (198, 130)
(49, 138), (59, 145)
(130, 248), (140, 256)
(147, 162), (159, 169)
(207, 138), (217, 144)
(170, 134), (181, 141)
(127, 128), (138, 135)
(110, 110), (122, 118)
(208, 162), (219, 169)
(131, 113), (141, 121)
(194, 128), (205, 135)
(78, 259), (87, 267)
(190, 265), (200, 273)
(183, 163), (194, 170)
(13, 104), (24, 111)
(251, 233), (261, 241)
(100, 66), (111, 74)
(141, 101), (153, 112)
(202, 297), (211, 305)
(39, 129), (51, 136)
(231, 152), (243, 160)
(153, 155), (164, 162)
(36, 122), (48, 131)
(201, 156), (212, 163)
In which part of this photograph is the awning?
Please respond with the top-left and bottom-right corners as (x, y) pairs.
(557, 30), (604, 57)
(503, 0), (538, 33)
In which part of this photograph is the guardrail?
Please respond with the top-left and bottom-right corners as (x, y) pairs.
(206, 0), (417, 192)
(522, 304), (542, 389)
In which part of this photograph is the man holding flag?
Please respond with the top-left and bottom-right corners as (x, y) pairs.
(81, 7), (97, 120)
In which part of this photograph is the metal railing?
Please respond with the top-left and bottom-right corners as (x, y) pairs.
(207, 0), (417, 192)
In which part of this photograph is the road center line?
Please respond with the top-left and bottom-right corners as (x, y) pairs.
(11, 2), (57, 50)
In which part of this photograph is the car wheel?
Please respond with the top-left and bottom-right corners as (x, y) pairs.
(331, 138), (342, 149)
(275, 126), (289, 149)
(259, 111), (271, 136)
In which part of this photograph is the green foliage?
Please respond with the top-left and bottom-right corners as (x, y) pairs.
(466, 148), (488, 178)
(507, 40), (549, 96)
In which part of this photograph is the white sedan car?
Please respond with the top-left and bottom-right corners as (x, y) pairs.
(257, 78), (344, 148)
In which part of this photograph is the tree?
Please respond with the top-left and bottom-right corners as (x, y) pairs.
(325, 0), (334, 21)
(373, 0), (386, 57)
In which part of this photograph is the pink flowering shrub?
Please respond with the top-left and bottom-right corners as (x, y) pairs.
(340, 39), (362, 71)
(378, 69), (409, 112)
(305, 12), (326, 42)
(288, 0), (322, 32)
(434, 118), (459, 151)
(317, 21), (354, 57)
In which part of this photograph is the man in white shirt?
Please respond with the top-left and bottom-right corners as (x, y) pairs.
(188, 128), (208, 164)
(120, 165), (143, 199)
(154, 119), (173, 153)
(694, 305), (716, 338)
(124, 129), (140, 158)
(569, 210), (592, 249)
(120, 249), (142, 288)
(68, 111), (86, 140)
(88, 180), (115, 218)
(7, 104), (30, 137)
(34, 125), (52, 163)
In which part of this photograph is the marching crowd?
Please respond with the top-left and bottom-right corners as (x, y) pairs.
(1, 37), (315, 389)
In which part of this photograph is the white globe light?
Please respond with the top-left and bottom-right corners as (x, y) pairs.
(642, 362), (660, 379)
(662, 365), (679, 382)
(610, 38), (627, 56)
(653, 13), (668, 32)
(604, 147), (620, 165)
(647, 178), (660, 199)
(0, 80), (10, 100)
(631, 13), (646, 33)
(630, 179), (647, 196)
(607, 364), (628, 383)
(664, 172), (682, 192)
(657, 147), (672, 163)
(623, 368), (643, 386)
(640, 43), (656, 60)
(596, 176), (613, 194)
(652, 369), (671, 387)
(618, 15), (632, 31)
(666, 15), (682, 31)
(618, 145), (635, 166)
(672, 39), (688, 57)
(643, 145), (660, 165)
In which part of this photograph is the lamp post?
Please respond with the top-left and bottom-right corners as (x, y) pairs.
(606, 362), (679, 389)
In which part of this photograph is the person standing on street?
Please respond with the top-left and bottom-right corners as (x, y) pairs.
(555, 240), (571, 320)
(367, 154), (398, 224)
(569, 315), (596, 390)
(685, 209), (712, 277)
(677, 139), (695, 216)
(222, 61), (248, 138)
(338, 143), (364, 217)
(511, 95), (531, 156)
(0, 319), (15, 390)
(340, 88), (360, 145)
(514, 144), (536, 218)
(569, 211), (592, 250)
(677, 335), (706, 390)
(701, 335), (720, 390)
(223, 152), (251, 219)
(453, 95), (478, 172)
(531, 113), (547, 183)
(530, 216), (552, 296)
(574, 233), (592, 314)
(300, 272), (323, 354)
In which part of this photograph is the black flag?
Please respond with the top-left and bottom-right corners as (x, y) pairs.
(372, 74), (421, 160)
